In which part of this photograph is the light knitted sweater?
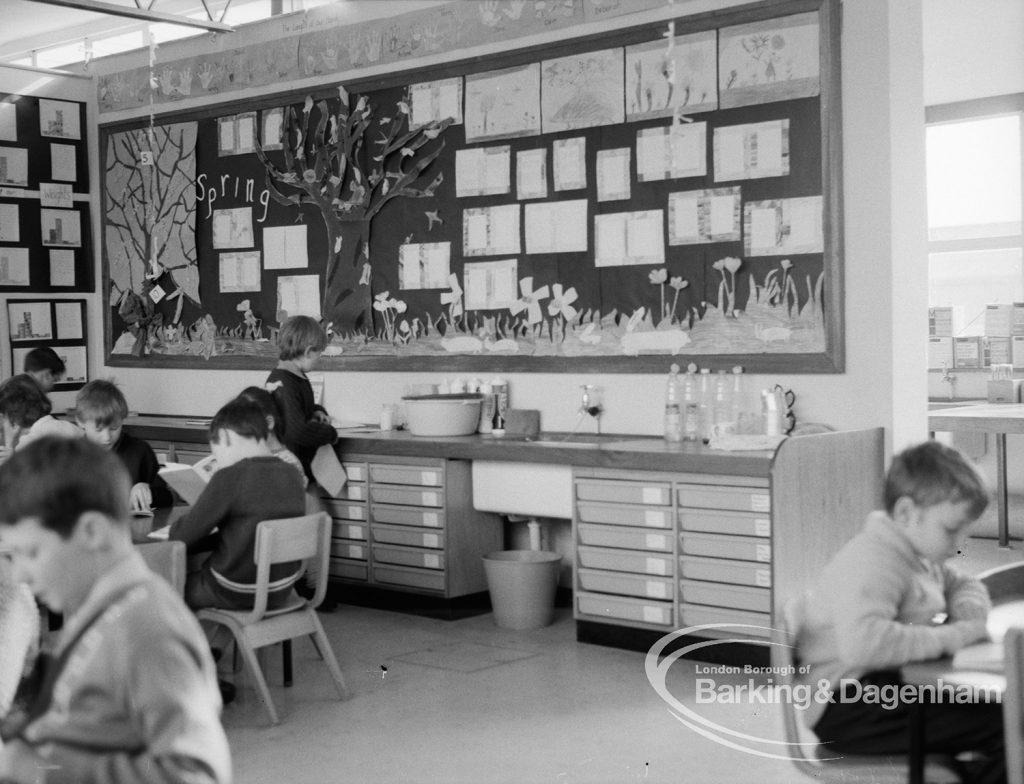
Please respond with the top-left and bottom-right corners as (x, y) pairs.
(795, 511), (990, 727)
(0, 565), (39, 724)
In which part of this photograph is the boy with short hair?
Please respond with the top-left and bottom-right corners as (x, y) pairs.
(0, 374), (80, 459)
(22, 346), (65, 397)
(75, 379), (173, 511)
(0, 437), (230, 784)
(169, 398), (306, 611)
(796, 440), (1004, 784)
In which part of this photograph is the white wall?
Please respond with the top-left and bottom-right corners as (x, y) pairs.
(0, 65), (98, 417)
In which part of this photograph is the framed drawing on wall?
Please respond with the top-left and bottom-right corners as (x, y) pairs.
(100, 0), (842, 374)
(7, 298), (88, 390)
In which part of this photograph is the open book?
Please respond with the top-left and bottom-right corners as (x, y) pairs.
(158, 455), (217, 506)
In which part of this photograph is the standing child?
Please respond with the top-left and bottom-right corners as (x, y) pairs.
(234, 386), (307, 486)
(169, 398), (306, 611)
(75, 379), (174, 511)
(795, 440), (1004, 784)
(265, 315), (337, 484)
(0, 437), (230, 784)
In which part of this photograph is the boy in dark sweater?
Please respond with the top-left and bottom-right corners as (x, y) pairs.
(265, 315), (337, 483)
(75, 379), (173, 510)
(170, 398), (306, 611)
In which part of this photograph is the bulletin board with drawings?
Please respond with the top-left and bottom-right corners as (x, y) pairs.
(100, 0), (842, 373)
(0, 94), (93, 294)
(7, 298), (89, 390)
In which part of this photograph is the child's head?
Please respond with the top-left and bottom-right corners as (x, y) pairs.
(208, 398), (271, 468)
(23, 347), (66, 393)
(277, 315), (327, 367)
(885, 441), (989, 563)
(235, 386), (284, 444)
(0, 437), (131, 612)
(0, 374), (51, 429)
(75, 379), (129, 450)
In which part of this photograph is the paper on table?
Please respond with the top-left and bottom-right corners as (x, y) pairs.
(148, 525), (171, 540)
(952, 641), (1003, 673)
(312, 444), (347, 497)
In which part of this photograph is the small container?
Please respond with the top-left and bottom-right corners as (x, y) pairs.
(478, 383), (495, 433)
(491, 377), (509, 434)
(380, 404), (396, 432)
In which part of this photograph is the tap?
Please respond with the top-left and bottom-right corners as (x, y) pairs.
(940, 362), (957, 400)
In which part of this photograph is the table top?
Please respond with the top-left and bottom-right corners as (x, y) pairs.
(929, 403), (1024, 434)
(130, 505), (188, 544)
(901, 647), (1007, 693)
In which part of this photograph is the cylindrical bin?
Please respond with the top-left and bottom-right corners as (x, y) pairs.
(482, 550), (562, 630)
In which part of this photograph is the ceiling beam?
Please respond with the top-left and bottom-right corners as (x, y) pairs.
(28, 0), (234, 33)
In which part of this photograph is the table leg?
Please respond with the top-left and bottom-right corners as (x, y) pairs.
(908, 701), (925, 784)
(997, 433), (1010, 548)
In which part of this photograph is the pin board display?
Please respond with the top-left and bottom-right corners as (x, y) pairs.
(8, 298), (88, 390)
(0, 95), (93, 293)
(101, 0), (841, 373)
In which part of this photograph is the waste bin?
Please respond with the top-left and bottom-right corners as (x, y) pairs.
(482, 550), (562, 630)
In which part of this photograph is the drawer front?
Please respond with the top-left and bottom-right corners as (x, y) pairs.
(677, 483), (770, 514)
(578, 523), (673, 553)
(678, 509), (771, 538)
(678, 580), (771, 613)
(324, 483), (367, 502)
(680, 532), (771, 562)
(330, 541), (367, 561)
(577, 502), (672, 529)
(342, 462), (367, 482)
(322, 499), (367, 520)
(370, 464), (444, 487)
(576, 480), (671, 506)
(372, 524), (444, 549)
(577, 545), (673, 577)
(373, 563), (446, 592)
(576, 592), (674, 627)
(679, 556), (771, 588)
(329, 560), (368, 581)
(371, 485), (444, 508)
(332, 521), (368, 541)
(373, 544), (445, 570)
(371, 504), (444, 529)
(678, 604), (771, 638)
(578, 568), (673, 601)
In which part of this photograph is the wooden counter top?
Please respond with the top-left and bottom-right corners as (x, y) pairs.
(123, 414), (779, 476)
(929, 403), (1024, 434)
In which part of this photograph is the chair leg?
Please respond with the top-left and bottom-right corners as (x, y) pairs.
(309, 610), (347, 699)
(234, 633), (280, 725)
(283, 640), (293, 687)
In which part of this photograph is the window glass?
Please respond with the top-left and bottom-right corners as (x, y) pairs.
(929, 248), (1024, 336)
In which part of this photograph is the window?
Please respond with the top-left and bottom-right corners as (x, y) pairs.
(927, 97), (1024, 342)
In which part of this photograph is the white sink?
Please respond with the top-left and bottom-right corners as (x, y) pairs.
(472, 461), (573, 519)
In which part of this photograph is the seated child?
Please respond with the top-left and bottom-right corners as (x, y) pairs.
(75, 379), (174, 511)
(235, 386), (307, 487)
(0, 375), (80, 460)
(265, 315), (338, 484)
(22, 346), (65, 400)
(169, 398), (306, 611)
(796, 440), (1004, 784)
(0, 436), (230, 784)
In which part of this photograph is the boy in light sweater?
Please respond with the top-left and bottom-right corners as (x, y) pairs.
(795, 440), (1004, 784)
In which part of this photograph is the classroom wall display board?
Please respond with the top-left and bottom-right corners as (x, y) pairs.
(0, 95), (93, 293)
(100, 0), (842, 373)
(7, 298), (88, 390)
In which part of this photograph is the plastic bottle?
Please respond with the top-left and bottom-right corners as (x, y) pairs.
(664, 363), (682, 442)
(729, 365), (746, 432)
(478, 382), (494, 434)
(697, 368), (713, 442)
(713, 370), (734, 436)
(682, 363), (700, 442)
(491, 377), (508, 434)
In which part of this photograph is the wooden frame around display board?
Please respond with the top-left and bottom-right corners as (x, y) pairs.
(100, 0), (842, 374)
(7, 298), (88, 390)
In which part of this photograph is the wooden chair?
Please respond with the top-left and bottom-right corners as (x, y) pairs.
(772, 597), (960, 783)
(977, 562), (1024, 602)
(1005, 627), (1024, 784)
(136, 540), (187, 596)
(196, 512), (346, 724)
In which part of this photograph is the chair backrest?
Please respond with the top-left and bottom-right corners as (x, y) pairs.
(771, 595), (822, 777)
(136, 540), (186, 596)
(978, 562), (1024, 603)
(1005, 626), (1024, 784)
(247, 512), (331, 622)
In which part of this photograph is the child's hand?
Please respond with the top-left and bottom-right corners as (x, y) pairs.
(312, 410), (331, 424)
(130, 482), (153, 511)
